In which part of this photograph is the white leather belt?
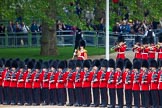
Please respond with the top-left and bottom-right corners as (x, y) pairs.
(118, 52), (124, 54)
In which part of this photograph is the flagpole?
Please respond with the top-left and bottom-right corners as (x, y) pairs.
(106, 0), (109, 60)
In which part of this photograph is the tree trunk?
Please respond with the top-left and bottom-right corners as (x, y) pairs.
(40, 0), (57, 56)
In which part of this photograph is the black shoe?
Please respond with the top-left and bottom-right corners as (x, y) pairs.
(91, 104), (99, 107)
(10, 102), (16, 105)
(100, 104), (107, 107)
(74, 103), (79, 106)
(3, 102), (7, 105)
(66, 103), (73, 106)
(58, 103), (64, 106)
(83, 104), (88, 107)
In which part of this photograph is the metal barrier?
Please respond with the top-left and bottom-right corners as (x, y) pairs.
(0, 30), (161, 49)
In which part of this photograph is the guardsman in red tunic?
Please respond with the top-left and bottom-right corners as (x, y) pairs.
(32, 61), (43, 105)
(140, 60), (150, 108)
(107, 59), (116, 108)
(132, 59), (141, 108)
(2, 59), (11, 105)
(115, 59), (124, 108)
(10, 60), (19, 105)
(99, 59), (109, 107)
(56, 60), (67, 106)
(74, 60), (84, 107)
(149, 59), (159, 108)
(141, 38), (149, 60)
(123, 59), (133, 108)
(114, 36), (127, 60)
(158, 60), (162, 107)
(82, 60), (92, 107)
(132, 42), (142, 60)
(49, 60), (59, 105)
(0, 59), (4, 104)
(41, 61), (50, 105)
(24, 61), (34, 105)
(148, 43), (156, 60)
(66, 60), (76, 106)
(91, 59), (101, 107)
(17, 61), (27, 105)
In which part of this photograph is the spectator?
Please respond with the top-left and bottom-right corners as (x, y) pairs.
(7, 21), (15, 46)
(15, 21), (22, 46)
(120, 20), (131, 34)
(144, 26), (155, 44)
(113, 22), (121, 34)
(0, 24), (5, 45)
(30, 21), (38, 46)
(20, 22), (29, 46)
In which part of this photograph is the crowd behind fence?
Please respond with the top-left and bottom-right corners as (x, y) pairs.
(0, 30), (162, 49)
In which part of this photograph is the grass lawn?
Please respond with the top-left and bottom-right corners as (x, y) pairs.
(0, 46), (106, 60)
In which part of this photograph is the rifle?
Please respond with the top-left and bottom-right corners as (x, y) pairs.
(141, 70), (148, 84)
(159, 73), (162, 82)
(67, 69), (74, 81)
(0, 67), (4, 79)
(133, 71), (140, 83)
(75, 69), (82, 82)
(100, 70), (107, 81)
(4, 69), (11, 80)
(125, 71), (131, 84)
(58, 68), (67, 82)
(92, 69), (99, 82)
(43, 69), (49, 82)
(116, 71), (122, 85)
(151, 70), (158, 83)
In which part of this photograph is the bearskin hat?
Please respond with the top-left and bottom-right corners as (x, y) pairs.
(24, 58), (30, 65)
(76, 60), (83, 67)
(133, 59), (141, 70)
(50, 60), (59, 69)
(142, 37), (148, 45)
(83, 60), (91, 69)
(35, 61), (42, 69)
(141, 60), (149, 68)
(101, 59), (108, 68)
(11, 60), (18, 68)
(116, 59), (124, 70)
(118, 36), (124, 43)
(159, 35), (162, 43)
(27, 60), (34, 69)
(124, 59), (132, 70)
(109, 59), (115, 69)
(1, 58), (6, 65)
(92, 59), (100, 67)
(79, 39), (86, 48)
(42, 61), (49, 69)
(68, 60), (75, 69)
(58, 60), (66, 69)
(5, 59), (11, 68)
(19, 61), (25, 68)
(0, 59), (3, 67)
(150, 59), (157, 68)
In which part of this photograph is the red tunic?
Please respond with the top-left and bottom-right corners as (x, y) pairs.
(49, 72), (58, 89)
(158, 71), (162, 90)
(148, 46), (156, 59)
(141, 46), (149, 60)
(99, 70), (109, 88)
(10, 71), (19, 88)
(42, 71), (50, 88)
(132, 70), (141, 91)
(91, 71), (102, 88)
(17, 70), (28, 88)
(32, 71), (43, 88)
(150, 71), (158, 90)
(114, 44), (127, 60)
(2, 69), (11, 87)
(115, 71), (123, 89)
(140, 70), (150, 91)
(56, 72), (67, 89)
(123, 71), (133, 90)
(133, 47), (141, 59)
(25, 71), (35, 88)
(77, 49), (87, 60)
(157, 48), (162, 59)
(107, 71), (116, 88)
(66, 72), (76, 88)
(74, 71), (84, 88)
(82, 71), (93, 88)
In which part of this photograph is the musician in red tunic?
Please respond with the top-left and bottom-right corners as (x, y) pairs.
(132, 42), (142, 60)
(156, 36), (162, 65)
(114, 36), (127, 60)
(141, 37), (149, 60)
(148, 43), (156, 60)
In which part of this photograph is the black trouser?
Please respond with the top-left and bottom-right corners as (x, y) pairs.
(33, 88), (40, 105)
(17, 88), (24, 104)
(159, 90), (162, 107)
(141, 91), (149, 107)
(109, 88), (116, 107)
(92, 87), (100, 106)
(49, 89), (58, 104)
(57, 88), (66, 105)
(151, 90), (159, 108)
(125, 89), (132, 107)
(75, 87), (83, 105)
(100, 87), (108, 106)
(67, 88), (75, 105)
(133, 90), (140, 108)
(82, 87), (91, 106)
(42, 88), (49, 104)
(10, 87), (17, 104)
(3, 87), (10, 104)
(0, 86), (3, 104)
(25, 88), (33, 105)
(117, 88), (123, 108)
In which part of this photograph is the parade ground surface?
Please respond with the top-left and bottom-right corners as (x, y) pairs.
(0, 51), (138, 108)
